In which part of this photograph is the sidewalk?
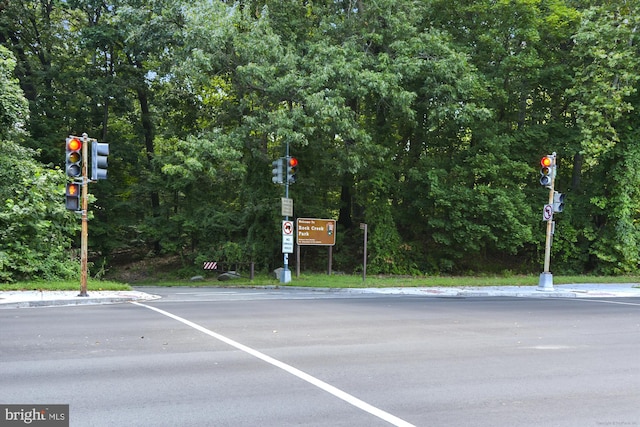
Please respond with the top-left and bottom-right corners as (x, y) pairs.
(1, 283), (638, 309)
(351, 283), (640, 298)
(0, 290), (161, 309)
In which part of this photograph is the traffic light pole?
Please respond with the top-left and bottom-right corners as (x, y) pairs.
(79, 133), (90, 297)
(538, 153), (556, 291)
(281, 142), (292, 284)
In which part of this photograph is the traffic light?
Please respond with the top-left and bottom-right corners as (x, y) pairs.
(553, 191), (565, 213)
(286, 156), (298, 184)
(65, 182), (81, 211)
(539, 155), (554, 187)
(272, 158), (284, 184)
(66, 136), (83, 178)
(91, 142), (109, 180)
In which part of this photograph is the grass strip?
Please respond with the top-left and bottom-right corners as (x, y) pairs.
(2, 274), (639, 291)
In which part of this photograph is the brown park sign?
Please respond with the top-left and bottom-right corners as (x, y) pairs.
(296, 218), (336, 246)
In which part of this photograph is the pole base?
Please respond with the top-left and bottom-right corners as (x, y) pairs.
(537, 272), (554, 291)
(280, 269), (291, 284)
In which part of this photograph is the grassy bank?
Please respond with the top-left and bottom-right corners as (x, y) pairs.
(2, 274), (639, 291)
(0, 279), (130, 292)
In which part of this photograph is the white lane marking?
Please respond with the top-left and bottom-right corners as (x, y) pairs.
(569, 298), (640, 307)
(522, 345), (575, 350)
(174, 292), (267, 296)
(132, 302), (415, 427)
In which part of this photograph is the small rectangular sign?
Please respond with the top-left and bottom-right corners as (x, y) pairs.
(296, 218), (336, 246)
(281, 198), (293, 217)
(282, 235), (294, 253)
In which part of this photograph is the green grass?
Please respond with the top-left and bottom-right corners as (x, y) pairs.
(3, 273), (639, 291)
(281, 274), (640, 288)
(0, 279), (131, 292)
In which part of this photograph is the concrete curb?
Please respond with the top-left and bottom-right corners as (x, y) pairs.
(345, 284), (640, 299)
(0, 291), (160, 309)
(1, 284), (638, 308)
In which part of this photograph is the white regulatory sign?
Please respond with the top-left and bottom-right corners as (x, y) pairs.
(282, 220), (294, 235)
(282, 235), (294, 253)
(543, 204), (554, 221)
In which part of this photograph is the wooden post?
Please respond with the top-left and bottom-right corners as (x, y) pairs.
(360, 223), (368, 282)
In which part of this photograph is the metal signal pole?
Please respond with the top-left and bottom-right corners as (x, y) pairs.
(281, 141), (292, 283)
(538, 152), (556, 291)
(79, 133), (90, 297)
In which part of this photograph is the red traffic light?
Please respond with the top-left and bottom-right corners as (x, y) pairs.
(286, 156), (298, 184)
(67, 138), (82, 151)
(540, 155), (555, 187)
(66, 136), (83, 178)
(540, 156), (552, 167)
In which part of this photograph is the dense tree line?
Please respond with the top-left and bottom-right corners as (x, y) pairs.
(0, 0), (638, 281)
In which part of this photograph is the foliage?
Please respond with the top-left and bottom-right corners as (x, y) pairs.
(0, 47), (78, 282)
(0, 141), (79, 282)
(1, 0), (640, 280)
(0, 46), (29, 140)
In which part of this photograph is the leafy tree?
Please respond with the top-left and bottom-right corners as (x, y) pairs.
(0, 46), (78, 282)
(2, 0), (640, 278)
(0, 46), (29, 139)
(569, 3), (640, 273)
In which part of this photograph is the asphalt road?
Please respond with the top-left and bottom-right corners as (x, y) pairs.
(1, 287), (639, 427)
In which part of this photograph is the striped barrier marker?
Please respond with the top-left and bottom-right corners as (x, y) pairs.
(203, 261), (218, 270)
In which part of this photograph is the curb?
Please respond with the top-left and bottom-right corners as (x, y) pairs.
(0, 291), (161, 309)
(1, 297), (141, 309)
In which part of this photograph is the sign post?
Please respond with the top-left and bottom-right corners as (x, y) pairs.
(360, 223), (368, 282)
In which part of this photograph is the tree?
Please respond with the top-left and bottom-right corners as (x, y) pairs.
(0, 47), (77, 282)
(569, 3), (640, 273)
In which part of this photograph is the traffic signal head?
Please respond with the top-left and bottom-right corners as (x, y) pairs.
(271, 158), (284, 184)
(286, 157), (298, 184)
(553, 191), (565, 213)
(91, 142), (109, 180)
(65, 182), (81, 211)
(539, 155), (554, 187)
(66, 136), (83, 178)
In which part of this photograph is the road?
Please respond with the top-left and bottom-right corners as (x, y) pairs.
(1, 287), (639, 426)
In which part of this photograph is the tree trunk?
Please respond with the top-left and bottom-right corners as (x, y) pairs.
(571, 152), (583, 192)
(136, 86), (161, 253)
